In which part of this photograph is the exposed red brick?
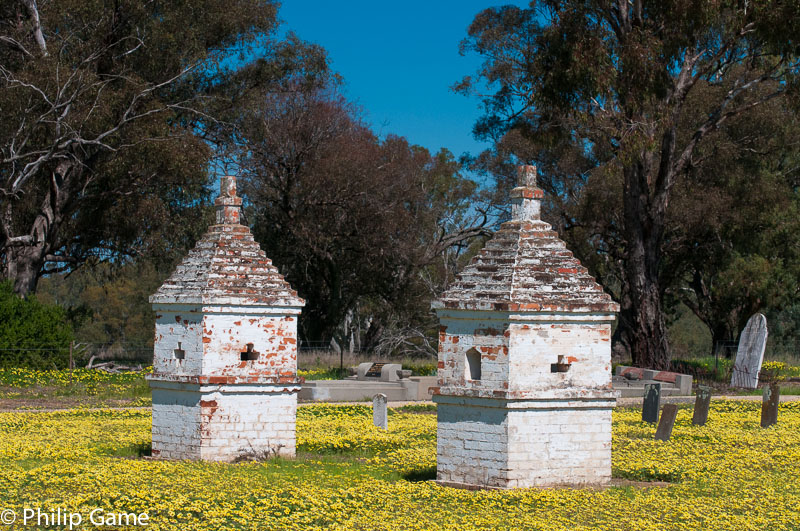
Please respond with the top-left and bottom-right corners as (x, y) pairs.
(149, 177), (304, 308)
(654, 371), (678, 384)
(432, 202), (619, 312)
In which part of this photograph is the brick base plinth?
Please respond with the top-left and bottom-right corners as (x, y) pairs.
(434, 394), (615, 488)
(149, 379), (299, 461)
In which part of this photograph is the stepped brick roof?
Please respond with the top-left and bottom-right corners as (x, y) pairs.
(150, 176), (304, 307)
(433, 166), (618, 314)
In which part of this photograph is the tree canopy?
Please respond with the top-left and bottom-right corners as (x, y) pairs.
(0, 281), (73, 368)
(229, 83), (490, 351)
(0, 0), (327, 296)
(459, 0), (800, 368)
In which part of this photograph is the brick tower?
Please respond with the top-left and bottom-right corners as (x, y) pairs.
(147, 176), (304, 461)
(432, 165), (619, 488)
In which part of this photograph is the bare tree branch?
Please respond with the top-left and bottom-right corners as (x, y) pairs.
(20, 0), (47, 56)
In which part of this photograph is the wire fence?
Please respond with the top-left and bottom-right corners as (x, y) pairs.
(0, 343), (152, 370)
(0, 339), (384, 371)
(1, 337), (796, 373)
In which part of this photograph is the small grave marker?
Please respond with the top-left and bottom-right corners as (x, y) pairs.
(692, 385), (711, 426)
(760, 382), (780, 428)
(655, 404), (679, 441)
(642, 383), (661, 423)
(731, 313), (768, 389)
(373, 393), (388, 430)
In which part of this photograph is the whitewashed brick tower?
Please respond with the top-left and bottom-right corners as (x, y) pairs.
(432, 165), (619, 488)
(147, 176), (304, 461)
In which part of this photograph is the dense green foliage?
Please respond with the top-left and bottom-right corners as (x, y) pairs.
(459, 0), (800, 368)
(0, 282), (72, 368)
(36, 262), (164, 352)
(0, 0), (326, 296)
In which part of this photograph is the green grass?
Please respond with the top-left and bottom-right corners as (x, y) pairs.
(0, 367), (151, 408)
(726, 385), (800, 396)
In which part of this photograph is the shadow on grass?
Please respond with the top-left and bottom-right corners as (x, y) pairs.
(402, 467), (437, 482)
(107, 441), (151, 458)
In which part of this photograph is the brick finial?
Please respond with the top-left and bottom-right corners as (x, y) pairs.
(510, 165), (544, 221)
(215, 175), (243, 225)
(517, 165), (537, 187)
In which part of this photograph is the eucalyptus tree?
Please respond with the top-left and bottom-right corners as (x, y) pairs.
(0, 0), (326, 295)
(458, 1), (800, 368)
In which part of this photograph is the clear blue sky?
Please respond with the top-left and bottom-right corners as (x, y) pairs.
(278, 1), (529, 161)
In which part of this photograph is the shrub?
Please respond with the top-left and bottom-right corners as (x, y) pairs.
(0, 282), (74, 369)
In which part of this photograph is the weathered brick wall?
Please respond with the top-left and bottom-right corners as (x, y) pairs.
(436, 313), (613, 399)
(437, 313), (510, 394)
(150, 305), (301, 461)
(153, 306), (298, 379)
(508, 319), (613, 395)
(435, 396), (613, 488)
(151, 384), (203, 459)
(436, 400), (509, 488)
(151, 382), (297, 461)
(506, 406), (612, 487)
(201, 312), (297, 377)
(153, 306), (204, 375)
(198, 389), (297, 461)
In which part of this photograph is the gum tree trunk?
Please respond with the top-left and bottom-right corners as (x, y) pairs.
(623, 159), (672, 370)
(4, 244), (45, 295)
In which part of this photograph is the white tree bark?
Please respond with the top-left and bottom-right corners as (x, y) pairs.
(20, 0), (47, 56)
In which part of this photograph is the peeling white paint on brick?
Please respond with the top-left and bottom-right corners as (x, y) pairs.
(150, 382), (298, 461)
(432, 165), (618, 488)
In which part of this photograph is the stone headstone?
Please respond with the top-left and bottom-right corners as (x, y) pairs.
(731, 313), (768, 389)
(655, 404), (679, 441)
(760, 382), (780, 428)
(642, 383), (661, 423)
(692, 385), (711, 426)
(373, 393), (388, 430)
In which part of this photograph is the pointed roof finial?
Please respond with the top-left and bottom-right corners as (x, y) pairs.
(517, 165), (537, 187)
(215, 175), (243, 225)
(510, 165), (543, 221)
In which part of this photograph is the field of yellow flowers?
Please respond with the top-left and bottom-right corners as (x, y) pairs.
(0, 402), (798, 530)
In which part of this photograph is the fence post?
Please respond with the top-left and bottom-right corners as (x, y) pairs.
(69, 341), (74, 384)
(714, 341), (718, 376)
